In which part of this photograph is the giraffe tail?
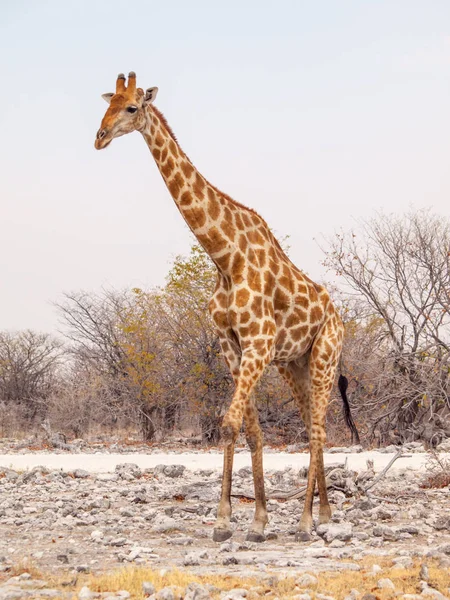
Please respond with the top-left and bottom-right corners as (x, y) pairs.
(338, 374), (360, 445)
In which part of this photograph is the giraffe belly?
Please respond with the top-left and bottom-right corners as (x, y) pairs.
(273, 334), (312, 362)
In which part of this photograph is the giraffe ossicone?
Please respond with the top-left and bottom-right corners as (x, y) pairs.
(94, 71), (359, 543)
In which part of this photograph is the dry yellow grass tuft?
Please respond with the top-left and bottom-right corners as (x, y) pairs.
(84, 558), (450, 599)
(3, 557), (450, 600)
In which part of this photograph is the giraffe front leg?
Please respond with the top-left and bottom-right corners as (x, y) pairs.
(213, 402), (243, 542)
(213, 440), (236, 541)
(213, 343), (273, 543)
(244, 397), (268, 543)
(213, 327), (241, 542)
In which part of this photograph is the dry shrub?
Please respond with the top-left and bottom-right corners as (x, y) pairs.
(421, 449), (450, 489)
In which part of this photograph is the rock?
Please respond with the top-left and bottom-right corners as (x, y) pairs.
(76, 565), (90, 573)
(398, 525), (419, 535)
(373, 525), (399, 541)
(143, 581), (156, 596)
(292, 595), (312, 600)
(110, 537), (127, 547)
(163, 465), (186, 479)
(132, 492), (149, 504)
(220, 589), (248, 600)
(153, 517), (183, 533)
(183, 550), (208, 566)
(420, 582), (447, 599)
(184, 583), (212, 599)
(371, 565), (382, 574)
(222, 556), (239, 565)
(115, 463), (142, 479)
(78, 586), (97, 599)
(57, 554), (69, 564)
(393, 556), (413, 568)
(432, 517), (450, 531)
(156, 588), (175, 600)
(361, 595), (377, 600)
(377, 578), (395, 590)
(317, 523), (353, 542)
(73, 469), (90, 479)
(329, 539), (346, 548)
(296, 574), (318, 587)
(420, 564), (429, 581)
(436, 439), (450, 452)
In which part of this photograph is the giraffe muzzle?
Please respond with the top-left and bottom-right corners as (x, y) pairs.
(95, 128), (111, 150)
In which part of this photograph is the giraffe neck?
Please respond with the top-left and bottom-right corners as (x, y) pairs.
(140, 105), (251, 272)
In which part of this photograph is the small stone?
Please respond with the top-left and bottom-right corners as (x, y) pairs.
(393, 556), (413, 568)
(76, 565), (90, 573)
(78, 586), (96, 600)
(110, 537), (127, 547)
(316, 523), (353, 542)
(73, 469), (90, 479)
(373, 525), (399, 542)
(153, 517), (180, 533)
(296, 574), (318, 587)
(329, 539), (346, 548)
(420, 582), (446, 599)
(222, 556), (239, 565)
(184, 582), (213, 599)
(220, 589), (248, 599)
(377, 578), (395, 590)
(183, 550), (208, 566)
(143, 582), (156, 596)
(156, 588), (176, 600)
(163, 465), (186, 478)
(115, 463), (142, 479)
(420, 564), (429, 581)
(132, 492), (149, 504)
(57, 554), (69, 564)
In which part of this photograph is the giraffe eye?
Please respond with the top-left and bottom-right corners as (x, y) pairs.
(127, 106), (138, 114)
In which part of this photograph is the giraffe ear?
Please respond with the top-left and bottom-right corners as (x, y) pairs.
(144, 87), (158, 104)
(101, 93), (114, 104)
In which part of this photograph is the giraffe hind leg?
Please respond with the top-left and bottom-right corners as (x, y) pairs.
(298, 318), (343, 535)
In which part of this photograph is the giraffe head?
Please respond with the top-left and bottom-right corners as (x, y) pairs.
(95, 72), (158, 149)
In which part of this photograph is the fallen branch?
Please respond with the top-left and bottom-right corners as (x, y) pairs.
(362, 449), (411, 493)
(231, 467), (343, 501)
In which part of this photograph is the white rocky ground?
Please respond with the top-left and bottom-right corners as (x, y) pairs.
(1, 441), (450, 599)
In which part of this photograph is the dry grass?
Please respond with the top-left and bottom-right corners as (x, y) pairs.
(421, 449), (450, 489)
(2, 557), (450, 599)
(1, 558), (44, 581)
(83, 558), (450, 599)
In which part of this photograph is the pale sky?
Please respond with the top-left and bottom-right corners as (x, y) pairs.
(1, 1), (449, 333)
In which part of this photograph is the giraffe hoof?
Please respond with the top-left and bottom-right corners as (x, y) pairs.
(295, 530), (312, 542)
(213, 528), (233, 542)
(246, 530), (266, 543)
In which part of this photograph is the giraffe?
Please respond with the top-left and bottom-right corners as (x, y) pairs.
(94, 72), (359, 543)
